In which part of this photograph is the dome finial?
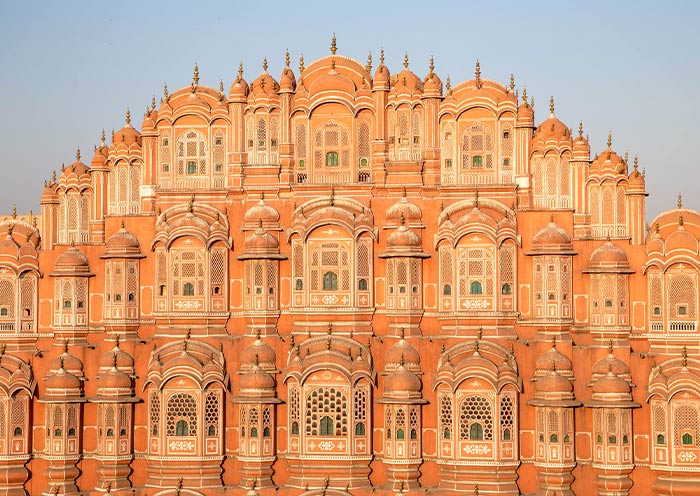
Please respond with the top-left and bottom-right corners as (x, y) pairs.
(193, 62), (199, 85)
(475, 59), (481, 87)
(125, 108), (131, 125)
(151, 95), (156, 110)
(380, 47), (385, 65)
(188, 194), (194, 213)
(219, 79), (224, 93)
(400, 352), (405, 367)
(330, 33), (337, 54)
(365, 51), (372, 73)
(522, 87), (528, 105)
(403, 51), (409, 69)
(474, 188), (479, 208)
(76, 147), (81, 162)
(446, 75), (452, 94)
(262, 57), (268, 72)
(120, 219), (125, 229)
(429, 55), (435, 75)
(682, 346), (688, 367)
(549, 96), (555, 115)
(285, 48), (290, 67)
(578, 121), (583, 138)
(509, 73), (515, 92)
(679, 214), (684, 226)
(400, 211), (405, 226)
(607, 132), (612, 149)
(101, 129), (106, 146)
(678, 192), (683, 209)
(237, 62), (244, 81)
(530, 96), (534, 108)
(634, 155), (639, 172)
(298, 53), (305, 74)
(163, 82), (169, 100)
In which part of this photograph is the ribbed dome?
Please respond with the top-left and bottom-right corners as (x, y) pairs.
(244, 227), (279, 252)
(98, 341), (135, 371)
(52, 246), (91, 276)
(373, 63), (390, 85)
(591, 147), (626, 175)
(244, 197), (280, 225)
(536, 370), (573, 394)
(239, 365), (275, 392)
(516, 101), (534, 124)
(279, 65), (296, 91)
(97, 367), (132, 390)
(385, 336), (420, 368)
(592, 371), (631, 395)
(386, 196), (422, 224)
(586, 241), (632, 273)
(0, 232), (19, 255)
(533, 115), (571, 145)
(113, 111), (141, 146)
(665, 221), (697, 253)
(45, 367), (81, 391)
(106, 226), (140, 250)
(423, 61), (442, 96)
(387, 225), (422, 249)
(60, 157), (90, 180)
(592, 352), (630, 377)
(50, 347), (84, 378)
(535, 345), (573, 374)
(529, 220), (575, 255)
(384, 364), (421, 393)
(240, 336), (276, 370)
(457, 205), (497, 230)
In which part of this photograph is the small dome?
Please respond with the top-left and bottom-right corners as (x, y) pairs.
(456, 205), (497, 230)
(592, 352), (630, 377)
(240, 336), (276, 370)
(53, 246), (91, 275)
(98, 341), (135, 371)
(386, 196), (422, 224)
(592, 371), (631, 395)
(91, 146), (107, 168)
(50, 347), (84, 377)
(279, 65), (296, 92)
(249, 63), (279, 99)
(373, 62), (390, 86)
(516, 101), (534, 125)
(423, 60), (442, 96)
(385, 336), (420, 368)
(113, 113), (141, 146)
(536, 370), (573, 394)
(535, 344), (573, 374)
(533, 115), (571, 145)
(387, 225), (422, 249)
(97, 367), (132, 390)
(244, 227), (279, 253)
(628, 167), (646, 189)
(586, 241), (632, 273)
(384, 364), (421, 393)
(60, 156), (90, 180)
(591, 146), (626, 175)
(530, 220), (574, 254)
(229, 75), (249, 99)
(239, 365), (275, 392)
(665, 220), (698, 253)
(105, 225), (140, 250)
(391, 62), (423, 94)
(244, 197), (280, 225)
(572, 134), (590, 156)
(0, 232), (19, 255)
(45, 367), (81, 391)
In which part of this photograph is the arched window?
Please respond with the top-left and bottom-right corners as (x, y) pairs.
(326, 151), (339, 167)
(470, 423), (484, 440)
(320, 416), (334, 436)
(323, 271), (338, 291)
(355, 422), (365, 435)
(176, 129), (208, 177)
(183, 282), (195, 296)
(396, 428), (405, 440)
(470, 281), (483, 295)
(291, 421), (299, 434)
(175, 420), (188, 436)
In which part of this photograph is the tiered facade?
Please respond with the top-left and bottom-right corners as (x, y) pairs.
(0, 40), (698, 495)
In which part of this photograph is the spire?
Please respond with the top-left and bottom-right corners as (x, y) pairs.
(330, 33), (337, 55)
(285, 48), (290, 67)
(475, 59), (481, 87)
(365, 51), (372, 73)
(403, 51), (409, 69)
(379, 47), (385, 65)
(262, 57), (268, 72)
(607, 132), (612, 149)
(299, 53), (305, 74)
(549, 96), (555, 115)
(678, 192), (683, 209)
(193, 63), (199, 85)
(509, 73), (515, 92)
(429, 55), (435, 76)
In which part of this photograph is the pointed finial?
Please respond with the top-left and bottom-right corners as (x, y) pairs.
(429, 55), (435, 76)
(403, 52), (409, 69)
(608, 339), (614, 354)
(285, 48), (290, 68)
(327, 322), (333, 335)
(607, 132), (612, 149)
(299, 54), (305, 74)
(624, 151), (629, 164)
(477, 326), (483, 340)
(551, 335), (557, 348)
(12, 204), (16, 219)
(509, 73), (515, 92)
(331, 33), (337, 55)
(52, 170), (57, 183)
(475, 59), (481, 87)
(400, 211), (405, 226)
(76, 147), (81, 161)
(681, 346), (689, 367)
(193, 62), (199, 85)
(530, 96), (534, 107)
(549, 96), (555, 115)
(163, 82), (169, 100)
(522, 87), (528, 105)
(219, 79), (224, 93)
(380, 47), (385, 65)
(634, 155), (639, 172)
(120, 219), (125, 229)
(330, 58), (336, 70)
(679, 214), (684, 226)
(237, 62), (244, 81)
(474, 484), (479, 496)
(578, 121), (583, 138)
(446, 75), (452, 94)
(262, 57), (268, 72)
(678, 193), (683, 209)
(151, 95), (156, 110)
(188, 194), (194, 213)
(365, 51), (372, 73)
(474, 188), (479, 208)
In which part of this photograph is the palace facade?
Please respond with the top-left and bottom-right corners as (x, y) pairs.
(0, 39), (697, 495)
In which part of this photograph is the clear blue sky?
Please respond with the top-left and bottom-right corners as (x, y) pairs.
(1, 0), (698, 221)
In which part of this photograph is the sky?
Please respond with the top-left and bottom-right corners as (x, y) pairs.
(0, 0), (698, 221)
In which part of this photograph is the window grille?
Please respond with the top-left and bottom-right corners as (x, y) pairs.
(459, 395), (493, 440)
(305, 387), (348, 436)
(205, 391), (219, 436)
(166, 393), (197, 436)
